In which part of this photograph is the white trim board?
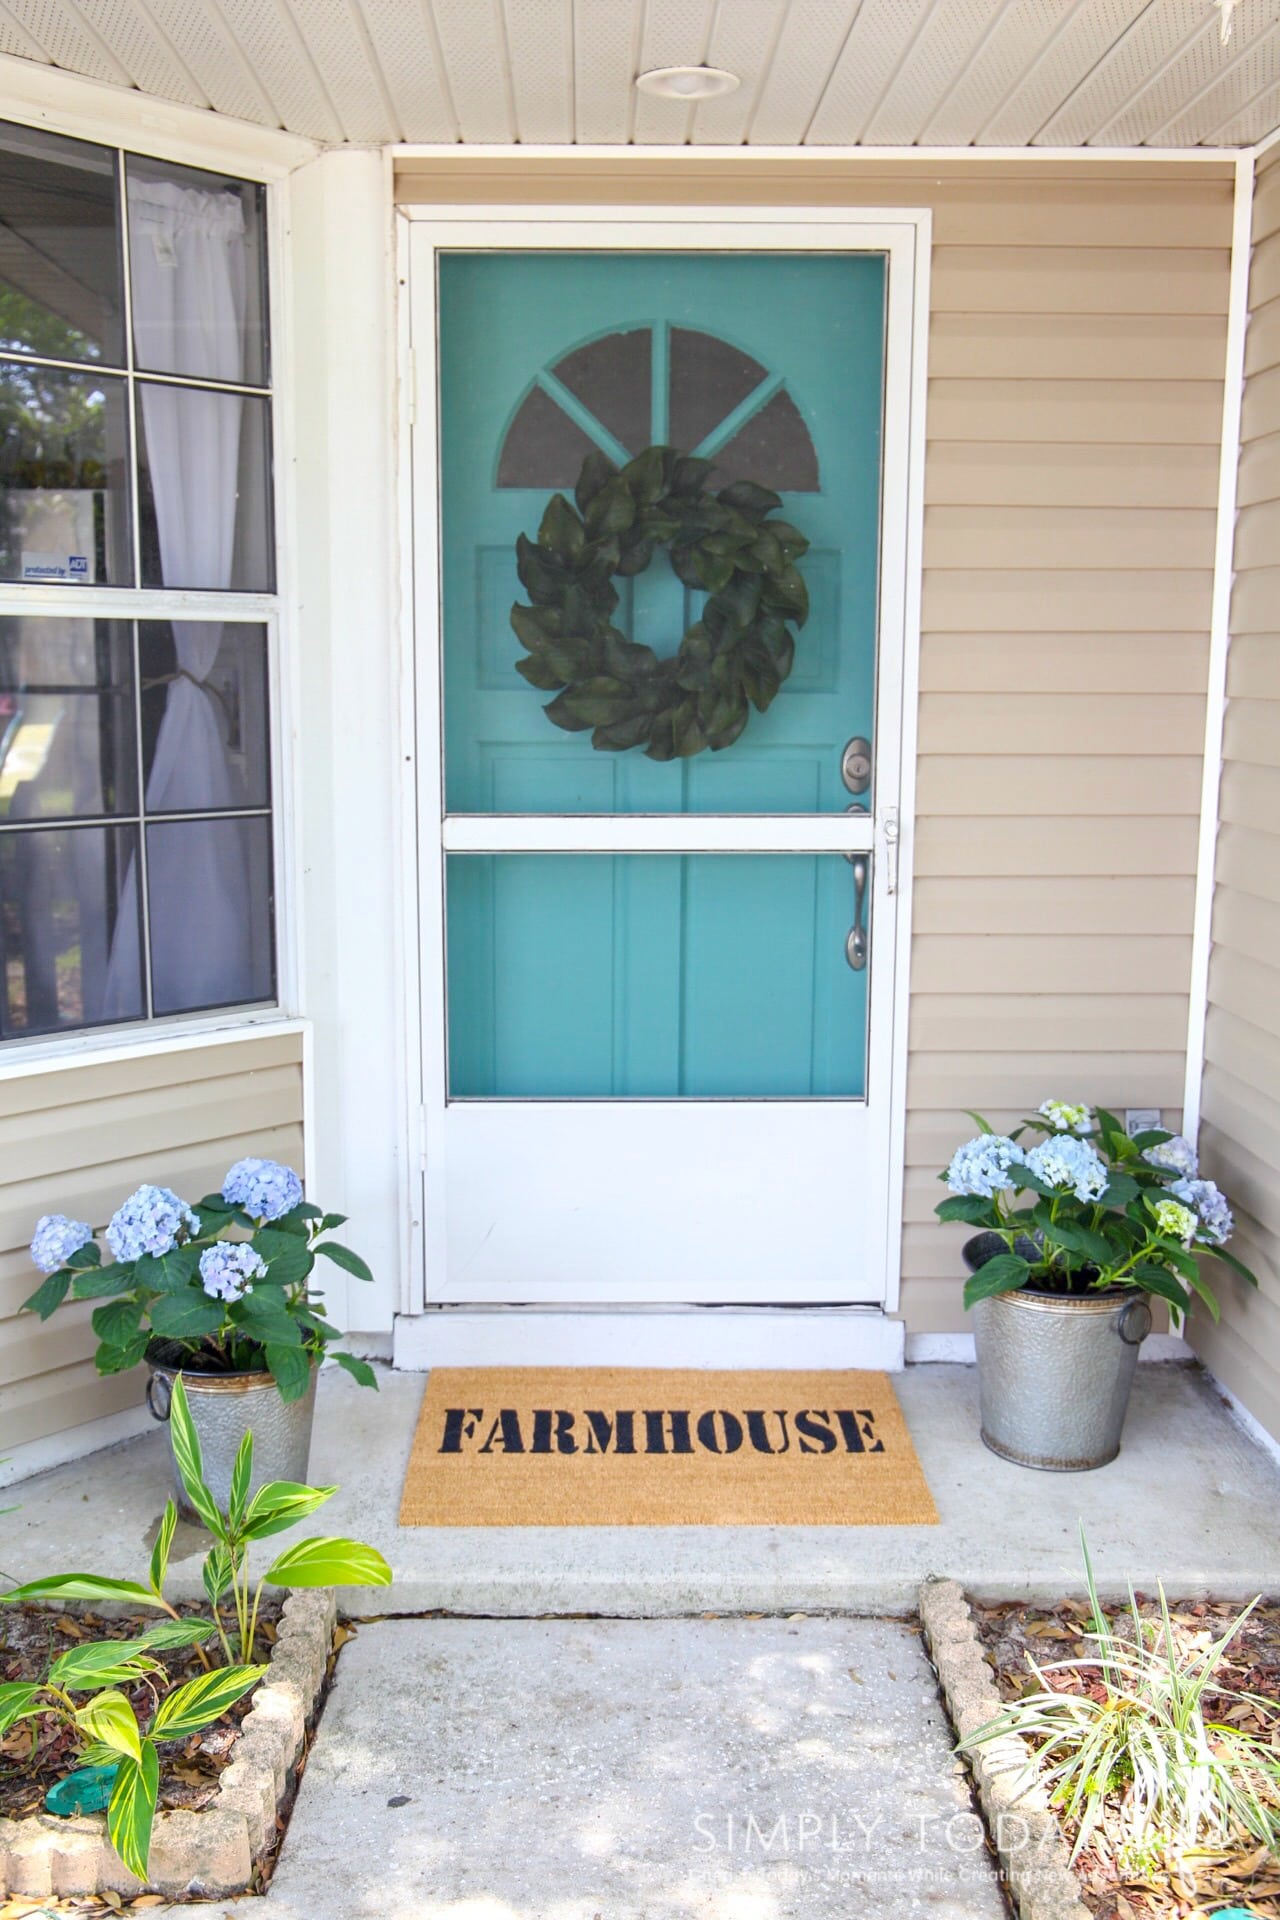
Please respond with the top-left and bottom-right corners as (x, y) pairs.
(0, 51), (316, 177)
(391, 141), (1242, 166)
(904, 1332), (1195, 1365)
(1182, 146), (1255, 1144)
(394, 1308), (906, 1372)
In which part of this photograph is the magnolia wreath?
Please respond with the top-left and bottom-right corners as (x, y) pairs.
(510, 445), (810, 760)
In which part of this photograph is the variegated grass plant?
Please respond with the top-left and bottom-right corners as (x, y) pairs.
(959, 1534), (1280, 1874)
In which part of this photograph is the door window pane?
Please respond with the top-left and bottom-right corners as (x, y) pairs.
(0, 122), (124, 365)
(439, 251), (884, 815)
(0, 617), (135, 819)
(146, 815), (274, 1015)
(140, 621), (269, 810)
(126, 157), (268, 388)
(137, 385), (273, 592)
(0, 364), (131, 584)
(446, 853), (868, 1099)
(0, 822), (142, 1036)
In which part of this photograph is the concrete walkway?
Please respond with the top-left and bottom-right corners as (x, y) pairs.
(9, 1359), (1280, 1612)
(173, 1615), (1012, 1920)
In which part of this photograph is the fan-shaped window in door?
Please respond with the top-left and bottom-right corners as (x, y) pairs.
(496, 324), (820, 493)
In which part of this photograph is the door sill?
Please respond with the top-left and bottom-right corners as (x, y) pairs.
(393, 1307), (904, 1372)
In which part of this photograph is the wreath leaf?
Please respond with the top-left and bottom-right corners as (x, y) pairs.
(511, 445), (809, 760)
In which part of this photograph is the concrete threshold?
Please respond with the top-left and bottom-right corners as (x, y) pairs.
(13, 1360), (1280, 1615)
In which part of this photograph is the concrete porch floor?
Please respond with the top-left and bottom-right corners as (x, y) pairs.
(10, 1359), (1280, 1612)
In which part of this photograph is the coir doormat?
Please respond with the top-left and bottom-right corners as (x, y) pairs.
(398, 1368), (937, 1527)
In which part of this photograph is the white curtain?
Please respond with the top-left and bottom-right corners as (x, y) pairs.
(105, 180), (255, 1016)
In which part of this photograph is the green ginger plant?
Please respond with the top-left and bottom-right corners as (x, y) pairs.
(4, 1376), (391, 1666)
(0, 1625), (261, 1879)
(959, 1532), (1280, 1871)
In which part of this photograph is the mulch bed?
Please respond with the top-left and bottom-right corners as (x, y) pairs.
(0, 1600), (285, 1822)
(973, 1594), (1280, 1920)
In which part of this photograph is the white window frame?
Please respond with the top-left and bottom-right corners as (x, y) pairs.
(0, 85), (303, 1073)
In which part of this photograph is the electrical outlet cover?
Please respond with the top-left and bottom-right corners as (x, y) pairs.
(1125, 1108), (1162, 1138)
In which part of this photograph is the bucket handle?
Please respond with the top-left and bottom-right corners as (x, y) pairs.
(145, 1372), (172, 1422)
(1117, 1299), (1153, 1347)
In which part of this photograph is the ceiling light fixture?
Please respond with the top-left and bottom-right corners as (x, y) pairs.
(635, 66), (740, 102)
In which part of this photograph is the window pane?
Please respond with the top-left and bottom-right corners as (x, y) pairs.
(146, 815), (273, 1015)
(0, 364), (132, 585)
(0, 822), (142, 1036)
(446, 853), (868, 1099)
(126, 156), (268, 388)
(140, 622), (268, 811)
(0, 617), (136, 820)
(137, 385), (273, 592)
(0, 121), (123, 366)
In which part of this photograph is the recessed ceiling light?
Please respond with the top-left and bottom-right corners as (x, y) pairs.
(635, 65), (740, 102)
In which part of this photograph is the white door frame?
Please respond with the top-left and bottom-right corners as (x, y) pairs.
(398, 204), (929, 1348)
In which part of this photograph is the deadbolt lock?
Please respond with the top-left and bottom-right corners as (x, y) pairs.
(841, 735), (872, 795)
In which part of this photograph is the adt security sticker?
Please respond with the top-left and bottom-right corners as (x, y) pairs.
(21, 553), (91, 582)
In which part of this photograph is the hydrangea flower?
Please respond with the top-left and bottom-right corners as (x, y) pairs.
(1025, 1136), (1110, 1204)
(945, 1134), (1025, 1199)
(1153, 1199), (1199, 1247)
(1037, 1099), (1093, 1135)
(1171, 1177), (1234, 1246)
(29, 1214), (94, 1275)
(1143, 1135), (1199, 1178)
(199, 1242), (267, 1303)
(221, 1158), (303, 1223)
(105, 1185), (198, 1263)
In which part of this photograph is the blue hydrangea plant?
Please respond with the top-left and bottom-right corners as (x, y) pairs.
(21, 1160), (376, 1401)
(938, 1104), (1257, 1318)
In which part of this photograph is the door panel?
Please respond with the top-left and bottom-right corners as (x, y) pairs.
(445, 852), (869, 1098)
(439, 251), (885, 817)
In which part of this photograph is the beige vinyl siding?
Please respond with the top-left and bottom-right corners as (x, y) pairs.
(1190, 147), (1280, 1441)
(396, 154), (1231, 1333)
(0, 1030), (306, 1452)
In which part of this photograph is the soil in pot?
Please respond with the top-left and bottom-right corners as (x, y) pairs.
(963, 1232), (1136, 1300)
(145, 1337), (275, 1377)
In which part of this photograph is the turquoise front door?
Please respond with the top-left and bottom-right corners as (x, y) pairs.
(409, 215), (914, 1312)
(439, 250), (885, 1103)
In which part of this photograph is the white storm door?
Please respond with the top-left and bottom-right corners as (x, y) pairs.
(407, 211), (926, 1308)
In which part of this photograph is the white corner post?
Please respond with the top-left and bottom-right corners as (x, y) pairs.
(1182, 148), (1254, 1145)
(286, 148), (405, 1336)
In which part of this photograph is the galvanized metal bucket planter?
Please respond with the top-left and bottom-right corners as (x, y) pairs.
(146, 1361), (317, 1520)
(964, 1234), (1152, 1472)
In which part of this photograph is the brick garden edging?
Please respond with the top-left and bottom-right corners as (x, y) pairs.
(919, 1577), (1092, 1920)
(0, 1587), (337, 1900)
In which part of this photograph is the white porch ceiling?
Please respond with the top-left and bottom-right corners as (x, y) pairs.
(1, 0), (1278, 151)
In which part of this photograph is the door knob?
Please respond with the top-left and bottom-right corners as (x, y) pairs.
(841, 735), (871, 795)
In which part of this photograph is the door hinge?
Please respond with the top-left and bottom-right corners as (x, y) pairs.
(881, 805), (900, 896)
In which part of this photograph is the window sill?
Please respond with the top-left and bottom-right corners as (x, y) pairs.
(0, 1008), (309, 1080)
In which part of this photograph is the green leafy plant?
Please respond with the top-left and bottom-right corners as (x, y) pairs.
(3, 1376), (392, 1666)
(959, 1532), (1280, 1870)
(0, 1624), (262, 1880)
(20, 1158), (378, 1402)
(936, 1101), (1258, 1318)
(512, 445), (811, 760)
